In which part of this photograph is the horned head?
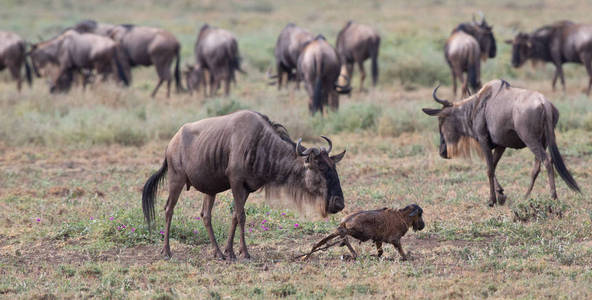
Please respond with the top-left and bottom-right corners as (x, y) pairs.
(422, 85), (458, 159)
(403, 204), (425, 232)
(295, 136), (346, 215)
(506, 32), (531, 68)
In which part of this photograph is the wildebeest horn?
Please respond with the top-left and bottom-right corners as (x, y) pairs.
(296, 138), (314, 156)
(432, 85), (452, 107)
(320, 136), (332, 153)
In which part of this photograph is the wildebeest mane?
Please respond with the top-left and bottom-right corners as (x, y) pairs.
(120, 24), (135, 31)
(252, 112), (327, 217)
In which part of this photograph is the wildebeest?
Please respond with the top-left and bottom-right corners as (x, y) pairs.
(298, 204), (424, 261)
(298, 35), (351, 114)
(506, 20), (592, 95)
(271, 23), (314, 89)
(142, 110), (346, 260)
(0, 31), (35, 91)
(422, 79), (581, 206)
(187, 24), (244, 96)
(445, 16), (496, 97)
(98, 23), (183, 98)
(29, 29), (128, 93)
(335, 21), (380, 92)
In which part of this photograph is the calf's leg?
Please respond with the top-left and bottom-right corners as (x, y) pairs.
(392, 239), (407, 261)
(374, 241), (383, 257)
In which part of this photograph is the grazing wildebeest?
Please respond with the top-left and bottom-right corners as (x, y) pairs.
(0, 31), (35, 91)
(187, 24), (244, 96)
(445, 16), (496, 98)
(336, 21), (380, 92)
(107, 24), (183, 98)
(271, 23), (314, 89)
(422, 79), (581, 206)
(506, 20), (592, 95)
(298, 35), (351, 114)
(142, 110), (346, 260)
(298, 204), (424, 261)
(29, 29), (128, 93)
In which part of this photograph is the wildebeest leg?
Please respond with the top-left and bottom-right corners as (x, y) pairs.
(276, 63), (283, 90)
(374, 241), (383, 257)
(201, 194), (225, 259)
(340, 237), (357, 259)
(358, 61), (366, 92)
(451, 69), (457, 97)
(151, 79), (164, 98)
(492, 147), (507, 205)
(161, 172), (185, 259)
(224, 184), (250, 259)
(582, 54), (592, 95)
(552, 69), (559, 92)
(224, 75), (231, 96)
(392, 239), (407, 261)
(479, 141), (497, 206)
(460, 73), (468, 98)
(301, 232), (341, 260)
(556, 63), (566, 92)
(524, 158), (541, 199)
(8, 64), (22, 92)
(166, 79), (171, 98)
(527, 144), (557, 200)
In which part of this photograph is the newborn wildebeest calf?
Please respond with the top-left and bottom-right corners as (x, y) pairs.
(300, 204), (424, 261)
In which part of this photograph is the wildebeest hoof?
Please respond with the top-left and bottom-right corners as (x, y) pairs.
(497, 194), (507, 205)
(487, 200), (496, 207)
(213, 250), (226, 260)
(161, 246), (172, 259)
(224, 249), (236, 260)
(239, 250), (251, 259)
(400, 256), (408, 262)
(340, 255), (356, 261)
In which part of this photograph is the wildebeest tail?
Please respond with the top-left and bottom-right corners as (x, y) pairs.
(174, 47), (184, 92)
(312, 57), (324, 114)
(142, 158), (168, 232)
(24, 57), (33, 87)
(467, 61), (480, 93)
(371, 36), (380, 86)
(113, 48), (129, 86)
(544, 104), (581, 193)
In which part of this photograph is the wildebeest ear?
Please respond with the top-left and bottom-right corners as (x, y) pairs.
(330, 150), (346, 163)
(504, 39), (513, 45)
(422, 108), (441, 116)
(409, 207), (419, 217)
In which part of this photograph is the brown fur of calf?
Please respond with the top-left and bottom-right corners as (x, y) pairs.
(301, 204), (424, 260)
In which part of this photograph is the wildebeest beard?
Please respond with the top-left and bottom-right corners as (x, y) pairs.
(245, 113), (332, 217)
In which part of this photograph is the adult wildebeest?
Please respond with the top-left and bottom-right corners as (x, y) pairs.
(271, 23), (314, 89)
(298, 35), (351, 114)
(336, 21), (380, 92)
(506, 20), (592, 95)
(422, 79), (580, 206)
(29, 29), (128, 93)
(142, 110), (346, 260)
(0, 31), (35, 91)
(445, 16), (496, 98)
(187, 24), (244, 96)
(105, 24), (183, 98)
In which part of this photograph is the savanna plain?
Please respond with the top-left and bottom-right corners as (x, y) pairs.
(1, 0), (592, 298)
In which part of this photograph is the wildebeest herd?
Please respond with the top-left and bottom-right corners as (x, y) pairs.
(2, 17), (585, 261)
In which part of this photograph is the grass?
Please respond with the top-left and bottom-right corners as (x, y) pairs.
(1, 0), (592, 299)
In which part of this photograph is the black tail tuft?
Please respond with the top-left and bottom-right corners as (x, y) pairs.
(174, 48), (183, 92)
(142, 158), (168, 232)
(24, 58), (32, 87)
(549, 143), (581, 193)
(312, 58), (324, 114)
(467, 62), (480, 93)
(114, 49), (129, 86)
(371, 37), (380, 86)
